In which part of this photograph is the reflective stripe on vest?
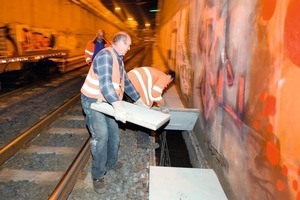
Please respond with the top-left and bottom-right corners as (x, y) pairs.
(131, 67), (162, 106)
(81, 47), (124, 100)
(85, 49), (93, 56)
(142, 67), (162, 102)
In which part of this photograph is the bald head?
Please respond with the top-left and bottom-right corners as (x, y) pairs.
(96, 29), (104, 42)
(112, 31), (131, 56)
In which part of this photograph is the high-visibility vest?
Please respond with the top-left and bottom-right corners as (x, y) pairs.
(84, 39), (95, 64)
(85, 37), (109, 64)
(128, 67), (170, 107)
(81, 47), (125, 101)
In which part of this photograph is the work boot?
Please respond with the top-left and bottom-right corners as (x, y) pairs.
(93, 177), (105, 194)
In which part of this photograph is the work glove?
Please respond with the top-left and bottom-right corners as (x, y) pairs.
(112, 101), (126, 123)
(151, 106), (160, 111)
(160, 105), (169, 114)
(134, 98), (148, 108)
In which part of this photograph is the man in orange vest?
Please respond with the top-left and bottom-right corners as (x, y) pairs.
(81, 31), (146, 194)
(128, 66), (175, 113)
(127, 67), (175, 150)
(84, 29), (110, 65)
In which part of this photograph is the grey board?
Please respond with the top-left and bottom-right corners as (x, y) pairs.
(91, 101), (170, 131)
(164, 108), (199, 131)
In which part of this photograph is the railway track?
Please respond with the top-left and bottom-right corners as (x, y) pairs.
(0, 60), (90, 199)
(0, 93), (91, 199)
(0, 44), (157, 199)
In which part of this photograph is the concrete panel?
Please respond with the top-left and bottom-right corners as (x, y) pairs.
(164, 108), (199, 130)
(149, 166), (228, 200)
(91, 101), (170, 131)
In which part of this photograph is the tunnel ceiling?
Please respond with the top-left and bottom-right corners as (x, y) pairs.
(100, 0), (159, 29)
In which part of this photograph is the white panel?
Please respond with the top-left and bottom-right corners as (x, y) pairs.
(91, 101), (170, 131)
(164, 108), (199, 130)
(149, 166), (228, 200)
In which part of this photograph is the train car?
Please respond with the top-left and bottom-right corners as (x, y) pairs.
(0, 0), (131, 75)
(0, 23), (68, 73)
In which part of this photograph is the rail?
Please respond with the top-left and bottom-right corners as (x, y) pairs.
(0, 93), (81, 166)
(49, 138), (90, 200)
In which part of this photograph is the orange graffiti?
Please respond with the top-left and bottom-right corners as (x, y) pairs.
(266, 141), (280, 165)
(253, 120), (259, 130)
(293, 180), (298, 191)
(297, 191), (300, 200)
(281, 165), (288, 177)
(257, 112), (263, 120)
(237, 75), (245, 118)
(267, 123), (273, 134)
(284, 0), (300, 67)
(261, 0), (276, 20)
(259, 92), (265, 101)
(276, 179), (285, 191)
(264, 95), (276, 117)
(217, 66), (224, 103)
(225, 59), (234, 86)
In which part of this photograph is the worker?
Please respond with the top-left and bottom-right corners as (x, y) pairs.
(81, 31), (146, 194)
(84, 29), (110, 65)
(128, 66), (175, 113)
(127, 67), (175, 150)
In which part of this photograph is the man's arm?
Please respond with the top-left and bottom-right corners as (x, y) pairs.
(93, 50), (119, 103)
(123, 73), (140, 102)
(85, 41), (93, 65)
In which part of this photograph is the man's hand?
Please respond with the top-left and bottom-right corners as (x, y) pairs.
(134, 98), (148, 108)
(112, 101), (126, 123)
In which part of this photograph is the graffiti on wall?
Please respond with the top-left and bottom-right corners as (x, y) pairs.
(159, 0), (300, 198)
(195, 0), (299, 199)
(169, 7), (193, 106)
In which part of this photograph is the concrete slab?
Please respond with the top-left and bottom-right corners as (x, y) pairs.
(164, 108), (199, 130)
(91, 101), (170, 131)
(161, 85), (199, 131)
(149, 166), (228, 200)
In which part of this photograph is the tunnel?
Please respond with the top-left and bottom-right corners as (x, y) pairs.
(0, 0), (300, 199)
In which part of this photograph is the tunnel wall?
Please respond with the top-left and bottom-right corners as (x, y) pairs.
(156, 0), (300, 199)
(0, 0), (123, 57)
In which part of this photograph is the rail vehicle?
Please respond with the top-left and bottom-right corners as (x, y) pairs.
(0, 24), (68, 74)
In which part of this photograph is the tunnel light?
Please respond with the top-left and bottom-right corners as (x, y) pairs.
(149, 9), (160, 12)
(115, 7), (121, 11)
(145, 23), (151, 27)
